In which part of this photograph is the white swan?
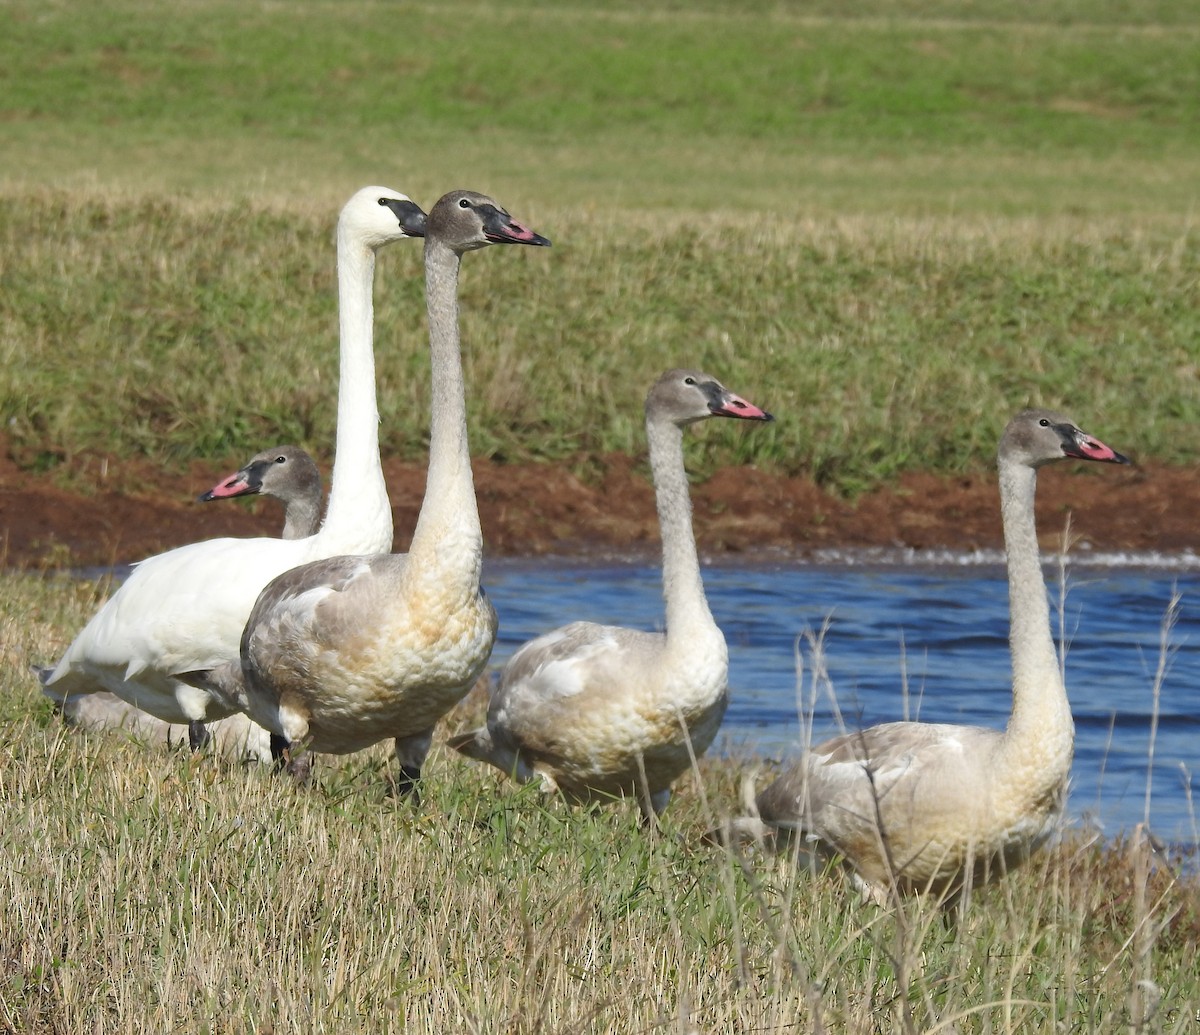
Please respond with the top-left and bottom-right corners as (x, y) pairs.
(720, 409), (1128, 902)
(450, 369), (773, 820)
(56, 445), (325, 760)
(38, 187), (427, 726)
(192, 190), (551, 794)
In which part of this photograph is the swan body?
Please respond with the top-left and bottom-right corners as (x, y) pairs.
(450, 369), (773, 818)
(56, 446), (325, 761)
(38, 188), (427, 725)
(727, 409), (1128, 900)
(196, 190), (550, 789)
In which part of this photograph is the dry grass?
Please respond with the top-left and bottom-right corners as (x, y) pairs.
(3, 573), (1198, 1033)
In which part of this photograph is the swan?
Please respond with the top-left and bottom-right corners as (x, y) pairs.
(55, 445), (325, 760)
(189, 189), (551, 795)
(717, 409), (1129, 902)
(38, 187), (427, 726)
(449, 368), (773, 821)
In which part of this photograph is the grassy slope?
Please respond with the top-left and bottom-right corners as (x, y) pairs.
(1, 1), (1198, 492)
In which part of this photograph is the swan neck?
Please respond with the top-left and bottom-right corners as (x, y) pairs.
(646, 417), (717, 646)
(407, 235), (481, 576)
(999, 457), (1071, 747)
(320, 225), (392, 550)
(281, 496), (322, 541)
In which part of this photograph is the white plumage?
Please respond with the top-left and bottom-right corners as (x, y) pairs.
(54, 445), (324, 760)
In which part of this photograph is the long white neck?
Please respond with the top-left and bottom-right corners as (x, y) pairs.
(647, 417), (720, 651)
(405, 235), (481, 585)
(998, 457), (1073, 769)
(319, 224), (392, 552)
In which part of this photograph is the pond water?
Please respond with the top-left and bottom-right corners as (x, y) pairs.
(481, 549), (1200, 850)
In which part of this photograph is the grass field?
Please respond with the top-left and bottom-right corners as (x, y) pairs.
(3, 3), (1200, 1031)
(2, 573), (1198, 1033)
(1, 0), (1198, 492)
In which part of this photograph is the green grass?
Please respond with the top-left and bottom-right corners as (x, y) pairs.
(3, 6), (1199, 1030)
(2, 572), (1198, 1033)
(2, 0), (1199, 215)
(1, 0), (1198, 493)
(2, 194), (1196, 492)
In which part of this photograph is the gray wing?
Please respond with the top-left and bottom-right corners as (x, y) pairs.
(757, 721), (1000, 828)
(493, 622), (662, 711)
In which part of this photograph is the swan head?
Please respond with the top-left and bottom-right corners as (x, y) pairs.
(1002, 409), (1130, 469)
(339, 187), (427, 249)
(199, 446), (322, 506)
(428, 190), (551, 253)
(647, 368), (774, 428)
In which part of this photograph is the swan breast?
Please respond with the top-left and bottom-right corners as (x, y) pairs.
(242, 553), (497, 754)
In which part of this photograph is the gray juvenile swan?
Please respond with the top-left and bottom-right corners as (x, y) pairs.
(38, 188), (426, 729)
(57, 446), (324, 761)
(450, 368), (773, 821)
(190, 190), (551, 795)
(717, 409), (1129, 903)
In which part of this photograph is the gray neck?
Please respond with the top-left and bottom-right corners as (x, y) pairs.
(999, 457), (1069, 740)
(280, 495), (322, 540)
(646, 416), (718, 646)
(320, 225), (391, 545)
(406, 234), (481, 577)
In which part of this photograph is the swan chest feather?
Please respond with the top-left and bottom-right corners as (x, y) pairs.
(245, 561), (497, 755)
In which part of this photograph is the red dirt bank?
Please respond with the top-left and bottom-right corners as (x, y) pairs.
(1, 442), (1195, 570)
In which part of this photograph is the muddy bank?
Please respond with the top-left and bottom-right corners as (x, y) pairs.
(1, 444), (1194, 570)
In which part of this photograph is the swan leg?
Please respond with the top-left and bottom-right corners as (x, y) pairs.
(636, 787), (671, 829)
(391, 728), (434, 804)
(187, 721), (211, 752)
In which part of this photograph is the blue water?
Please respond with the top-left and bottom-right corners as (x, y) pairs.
(480, 553), (1200, 849)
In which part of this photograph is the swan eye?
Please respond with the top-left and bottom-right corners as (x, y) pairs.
(458, 198), (471, 209)
(275, 456), (287, 464)
(684, 377), (696, 385)
(377, 198), (389, 206)
(1038, 418), (1050, 427)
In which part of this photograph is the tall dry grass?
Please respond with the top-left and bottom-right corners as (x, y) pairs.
(2, 573), (1197, 1033)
